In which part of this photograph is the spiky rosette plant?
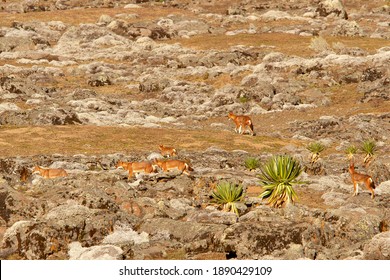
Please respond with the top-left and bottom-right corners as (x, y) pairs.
(307, 142), (325, 163)
(361, 139), (377, 165)
(211, 181), (244, 216)
(345, 145), (358, 160)
(244, 157), (260, 171)
(258, 155), (305, 208)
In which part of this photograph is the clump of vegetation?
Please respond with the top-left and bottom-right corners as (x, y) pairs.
(211, 181), (244, 216)
(307, 142), (325, 163)
(345, 144), (358, 160)
(258, 155), (305, 208)
(244, 157), (260, 171)
(309, 36), (331, 53)
(238, 96), (249, 103)
(361, 139), (377, 164)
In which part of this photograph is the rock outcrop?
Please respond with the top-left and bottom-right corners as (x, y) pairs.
(0, 0), (389, 260)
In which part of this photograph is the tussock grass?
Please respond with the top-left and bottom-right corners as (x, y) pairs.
(310, 36), (331, 53)
(244, 157), (260, 171)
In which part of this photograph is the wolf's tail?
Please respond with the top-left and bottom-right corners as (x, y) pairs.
(369, 177), (376, 189)
(185, 163), (194, 171)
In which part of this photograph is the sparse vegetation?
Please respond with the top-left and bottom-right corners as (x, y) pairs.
(345, 145), (358, 160)
(307, 142), (325, 163)
(310, 36), (331, 53)
(172, 33), (314, 57)
(307, 142), (325, 154)
(239, 96), (250, 103)
(332, 41), (348, 54)
(211, 181), (244, 216)
(258, 155), (304, 208)
(244, 157), (260, 171)
(0, 126), (294, 157)
(361, 139), (377, 164)
(0, 0), (389, 262)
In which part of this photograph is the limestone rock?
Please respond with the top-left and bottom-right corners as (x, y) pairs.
(316, 0), (348, 19)
(68, 242), (123, 260)
(363, 232), (390, 260)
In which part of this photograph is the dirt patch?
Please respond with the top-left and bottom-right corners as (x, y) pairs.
(247, 185), (330, 210)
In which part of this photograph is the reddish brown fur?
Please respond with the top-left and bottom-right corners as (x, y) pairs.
(158, 145), (177, 158)
(20, 167), (29, 182)
(348, 162), (376, 199)
(153, 158), (193, 175)
(33, 166), (68, 179)
(228, 112), (255, 136)
(116, 160), (155, 179)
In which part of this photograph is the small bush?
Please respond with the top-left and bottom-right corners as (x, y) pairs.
(239, 96), (249, 103)
(307, 142), (325, 154)
(211, 181), (244, 216)
(310, 36), (331, 53)
(244, 157), (260, 170)
(361, 139), (377, 164)
(361, 139), (377, 156)
(307, 142), (325, 163)
(345, 145), (357, 159)
(332, 41), (350, 55)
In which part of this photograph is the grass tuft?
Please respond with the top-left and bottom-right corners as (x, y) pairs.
(244, 157), (260, 171)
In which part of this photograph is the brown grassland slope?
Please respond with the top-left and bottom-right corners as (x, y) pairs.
(0, 0), (389, 260)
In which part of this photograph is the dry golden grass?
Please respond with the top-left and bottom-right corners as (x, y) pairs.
(171, 33), (315, 57)
(1, 4), (389, 159)
(14, 100), (35, 110)
(0, 59), (49, 68)
(343, 0), (389, 11)
(0, 125), (298, 157)
(324, 36), (390, 54)
(209, 72), (251, 88)
(178, 71), (251, 89)
(183, 0), (388, 16)
(0, 5), (196, 27)
(173, 33), (390, 57)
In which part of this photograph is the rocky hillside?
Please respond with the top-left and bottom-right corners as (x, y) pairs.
(0, 0), (389, 260)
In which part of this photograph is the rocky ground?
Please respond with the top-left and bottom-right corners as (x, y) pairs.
(0, 0), (389, 260)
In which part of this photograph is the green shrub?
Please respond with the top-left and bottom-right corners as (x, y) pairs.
(307, 142), (325, 163)
(345, 145), (357, 159)
(238, 96), (249, 103)
(361, 139), (376, 156)
(361, 139), (377, 164)
(211, 181), (244, 216)
(307, 142), (325, 154)
(244, 157), (260, 170)
(258, 155), (304, 208)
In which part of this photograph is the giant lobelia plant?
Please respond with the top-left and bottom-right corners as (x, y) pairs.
(258, 155), (305, 208)
(211, 181), (244, 216)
